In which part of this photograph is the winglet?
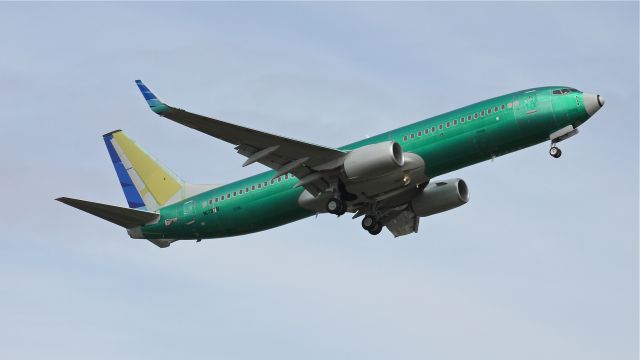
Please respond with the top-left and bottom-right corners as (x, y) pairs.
(135, 80), (170, 114)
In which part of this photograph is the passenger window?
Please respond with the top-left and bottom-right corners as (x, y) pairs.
(467, 115), (471, 121)
(278, 177), (282, 182)
(264, 181), (268, 187)
(446, 122), (450, 128)
(501, 104), (505, 110)
(227, 193), (230, 199)
(507, 102), (513, 108)
(431, 126), (436, 133)
(481, 110), (485, 116)
(488, 108), (492, 115)
(239, 189), (243, 195)
(246, 187), (249, 192)
(257, 183), (262, 189)
(403, 135), (408, 141)
(233, 191), (237, 197)
(439, 124), (443, 130)
(214, 197), (218, 203)
(270, 179), (275, 185)
(252, 185), (255, 190)
(494, 106), (499, 112)
(417, 131), (422, 137)
(513, 100), (519, 107)
(453, 119), (458, 126)
(410, 133), (415, 139)
(461, 117), (465, 123)
(474, 113), (478, 119)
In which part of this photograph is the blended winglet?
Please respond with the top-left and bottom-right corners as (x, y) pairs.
(135, 80), (170, 114)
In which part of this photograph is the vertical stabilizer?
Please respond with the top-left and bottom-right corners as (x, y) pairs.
(103, 130), (185, 211)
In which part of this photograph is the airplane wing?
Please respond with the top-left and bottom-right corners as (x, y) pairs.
(135, 80), (345, 195)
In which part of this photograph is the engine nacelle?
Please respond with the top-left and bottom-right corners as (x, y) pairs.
(343, 141), (404, 179)
(411, 178), (469, 217)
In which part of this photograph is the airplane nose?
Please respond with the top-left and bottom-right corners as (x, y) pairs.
(583, 93), (605, 116)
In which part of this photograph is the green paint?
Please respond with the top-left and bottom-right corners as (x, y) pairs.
(141, 86), (593, 241)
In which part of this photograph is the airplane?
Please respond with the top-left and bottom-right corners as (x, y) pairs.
(57, 81), (605, 247)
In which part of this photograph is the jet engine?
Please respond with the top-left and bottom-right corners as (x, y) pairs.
(411, 178), (469, 217)
(343, 141), (404, 179)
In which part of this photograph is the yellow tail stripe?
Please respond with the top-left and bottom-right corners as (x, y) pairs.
(112, 132), (182, 206)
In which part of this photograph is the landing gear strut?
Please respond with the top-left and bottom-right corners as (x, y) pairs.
(361, 215), (382, 235)
(549, 145), (562, 158)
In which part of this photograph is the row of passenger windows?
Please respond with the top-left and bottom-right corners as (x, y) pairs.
(402, 101), (518, 141)
(202, 173), (293, 207)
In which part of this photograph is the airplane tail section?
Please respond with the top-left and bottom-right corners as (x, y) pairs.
(56, 197), (159, 228)
(103, 130), (186, 211)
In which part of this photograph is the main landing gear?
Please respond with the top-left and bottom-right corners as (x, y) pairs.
(361, 215), (382, 235)
(549, 145), (562, 158)
(326, 197), (347, 216)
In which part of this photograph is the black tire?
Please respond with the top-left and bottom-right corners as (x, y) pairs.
(362, 216), (376, 230)
(368, 222), (383, 235)
(555, 148), (562, 158)
(326, 198), (343, 215)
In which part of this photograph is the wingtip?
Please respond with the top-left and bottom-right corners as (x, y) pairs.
(134, 80), (170, 114)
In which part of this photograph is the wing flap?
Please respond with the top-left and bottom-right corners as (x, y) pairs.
(381, 209), (420, 237)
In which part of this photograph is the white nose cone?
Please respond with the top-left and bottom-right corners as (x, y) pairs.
(583, 93), (605, 116)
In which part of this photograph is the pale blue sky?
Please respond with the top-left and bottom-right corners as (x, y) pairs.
(0, 2), (637, 360)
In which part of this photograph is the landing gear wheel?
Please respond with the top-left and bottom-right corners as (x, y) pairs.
(326, 197), (346, 216)
(362, 215), (376, 231)
(549, 146), (562, 158)
(368, 221), (383, 235)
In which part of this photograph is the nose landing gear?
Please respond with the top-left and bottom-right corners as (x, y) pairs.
(549, 145), (562, 158)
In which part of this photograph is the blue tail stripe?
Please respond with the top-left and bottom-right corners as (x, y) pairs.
(135, 80), (170, 114)
(103, 133), (146, 209)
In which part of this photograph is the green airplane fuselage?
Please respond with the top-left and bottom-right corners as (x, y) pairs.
(140, 86), (591, 240)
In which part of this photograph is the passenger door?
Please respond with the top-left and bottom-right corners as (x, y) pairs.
(514, 93), (537, 133)
(182, 200), (195, 226)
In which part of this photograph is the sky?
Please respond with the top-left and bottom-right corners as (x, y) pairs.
(0, 2), (637, 360)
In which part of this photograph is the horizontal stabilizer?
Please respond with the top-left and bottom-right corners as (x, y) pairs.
(56, 197), (159, 228)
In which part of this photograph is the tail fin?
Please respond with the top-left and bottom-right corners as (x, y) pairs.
(103, 130), (185, 211)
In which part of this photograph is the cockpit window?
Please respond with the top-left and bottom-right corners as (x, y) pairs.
(553, 88), (578, 95)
